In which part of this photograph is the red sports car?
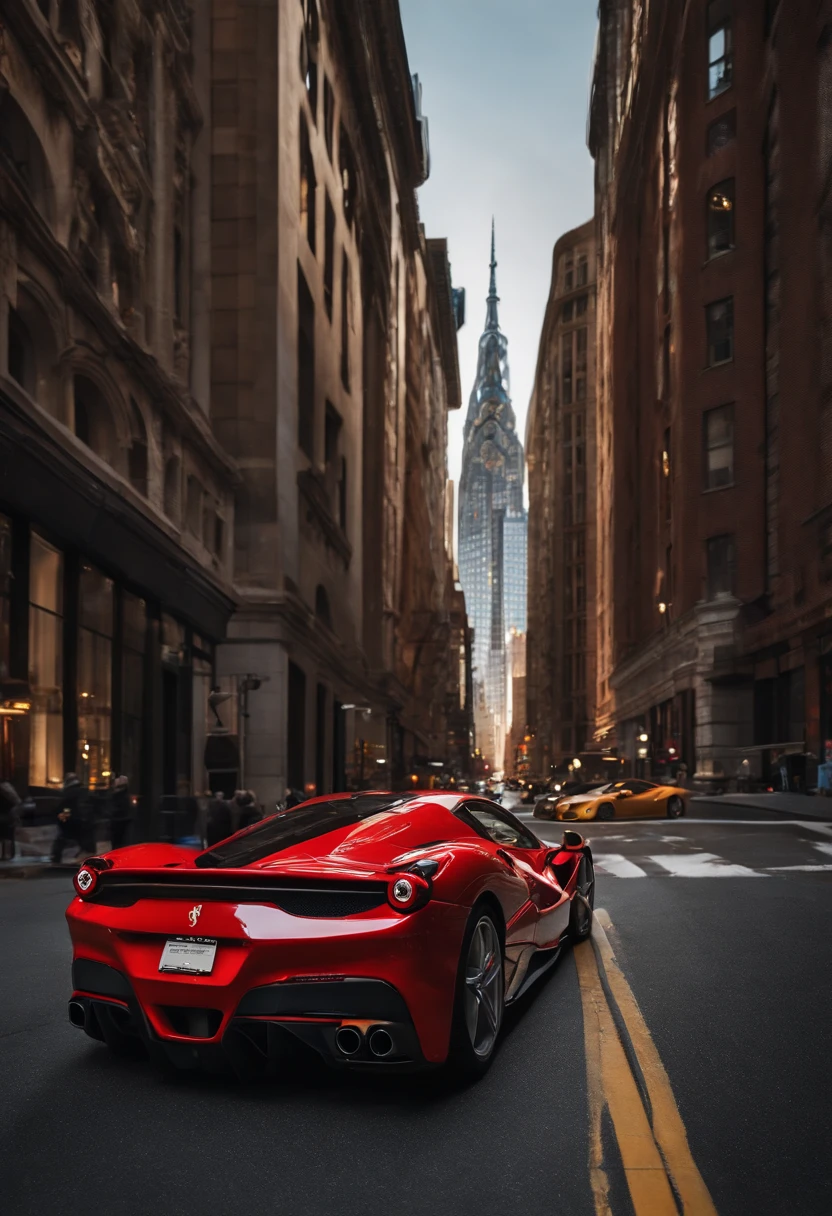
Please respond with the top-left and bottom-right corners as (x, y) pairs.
(66, 792), (595, 1078)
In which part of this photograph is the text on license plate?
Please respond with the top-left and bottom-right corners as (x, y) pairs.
(159, 937), (217, 975)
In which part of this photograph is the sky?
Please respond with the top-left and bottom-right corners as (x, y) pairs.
(399, 0), (598, 516)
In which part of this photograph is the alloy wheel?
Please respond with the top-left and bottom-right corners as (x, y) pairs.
(573, 857), (595, 938)
(463, 916), (504, 1059)
(667, 795), (684, 818)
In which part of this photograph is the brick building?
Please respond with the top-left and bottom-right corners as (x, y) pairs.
(0, 0), (465, 830)
(589, 0), (832, 786)
(526, 220), (600, 780)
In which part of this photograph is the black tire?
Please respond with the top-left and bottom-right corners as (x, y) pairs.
(667, 795), (685, 819)
(447, 904), (505, 1081)
(596, 802), (615, 821)
(569, 855), (595, 942)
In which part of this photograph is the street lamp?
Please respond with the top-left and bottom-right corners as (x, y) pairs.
(572, 757), (582, 770)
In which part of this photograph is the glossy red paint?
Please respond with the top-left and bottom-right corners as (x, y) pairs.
(66, 792), (591, 1072)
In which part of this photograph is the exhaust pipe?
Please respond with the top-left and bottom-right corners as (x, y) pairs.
(68, 999), (87, 1030)
(334, 1026), (363, 1057)
(368, 1027), (394, 1059)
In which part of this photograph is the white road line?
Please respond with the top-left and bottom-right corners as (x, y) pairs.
(650, 852), (766, 877)
(594, 854), (648, 878)
(767, 864), (832, 872)
(813, 842), (832, 857)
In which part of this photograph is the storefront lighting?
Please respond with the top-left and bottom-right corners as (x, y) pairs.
(0, 701), (31, 715)
(376, 758), (386, 765)
(572, 757), (582, 769)
(658, 601), (668, 615)
(637, 746), (648, 759)
(638, 732), (649, 743)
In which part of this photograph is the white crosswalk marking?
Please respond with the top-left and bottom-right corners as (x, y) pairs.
(649, 852), (765, 877)
(594, 854), (648, 878)
(812, 842), (832, 858)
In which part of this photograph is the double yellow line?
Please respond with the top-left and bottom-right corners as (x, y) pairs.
(574, 909), (718, 1216)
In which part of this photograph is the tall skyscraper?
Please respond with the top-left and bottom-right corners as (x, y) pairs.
(458, 224), (527, 769)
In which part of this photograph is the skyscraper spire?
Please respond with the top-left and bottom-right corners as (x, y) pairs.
(485, 218), (500, 332)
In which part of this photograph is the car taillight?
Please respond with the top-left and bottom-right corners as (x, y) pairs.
(386, 872), (431, 913)
(73, 866), (98, 897)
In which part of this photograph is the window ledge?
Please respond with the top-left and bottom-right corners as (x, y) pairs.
(702, 482), (735, 495)
(704, 248), (735, 265)
(705, 358), (734, 371)
(297, 469), (352, 568)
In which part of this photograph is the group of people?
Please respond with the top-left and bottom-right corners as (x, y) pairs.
(205, 789), (263, 847)
(0, 771), (134, 864)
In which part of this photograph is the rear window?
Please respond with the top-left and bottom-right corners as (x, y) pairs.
(195, 794), (415, 869)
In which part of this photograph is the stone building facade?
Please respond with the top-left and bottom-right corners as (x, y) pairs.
(589, 0), (832, 786)
(0, 0), (463, 824)
(526, 220), (600, 780)
(209, 0), (463, 806)
(0, 0), (236, 830)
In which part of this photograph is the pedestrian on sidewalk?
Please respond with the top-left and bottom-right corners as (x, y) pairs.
(232, 788), (262, 832)
(109, 775), (132, 851)
(51, 773), (90, 863)
(205, 791), (232, 847)
(0, 779), (22, 860)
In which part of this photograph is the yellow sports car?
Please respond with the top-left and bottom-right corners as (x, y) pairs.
(547, 779), (690, 822)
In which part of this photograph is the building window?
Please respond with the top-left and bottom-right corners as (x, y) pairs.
(707, 1), (733, 100)
(128, 399), (148, 496)
(561, 300), (574, 323)
(315, 585), (332, 630)
(300, 113), (316, 253)
(704, 404), (734, 489)
(325, 401), (346, 528)
(706, 297), (733, 365)
(707, 109), (736, 155)
(564, 257), (573, 290)
(298, 263), (315, 458)
(121, 592), (146, 794)
(0, 515), (10, 679)
(173, 227), (184, 324)
(164, 454), (181, 521)
(29, 533), (63, 789)
(341, 251), (351, 392)
(77, 564), (113, 789)
(324, 192), (335, 320)
(185, 475), (202, 536)
(577, 254), (588, 286)
(561, 333), (573, 405)
(300, 33), (318, 121)
(707, 180), (734, 257)
(575, 294), (588, 316)
(707, 534), (736, 598)
(339, 123), (356, 228)
(324, 75), (335, 160)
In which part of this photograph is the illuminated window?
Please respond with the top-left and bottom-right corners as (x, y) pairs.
(707, 179), (734, 257)
(77, 564), (113, 789)
(29, 533), (63, 788)
(0, 515), (10, 679)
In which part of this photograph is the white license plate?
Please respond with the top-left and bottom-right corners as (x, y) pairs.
(159, 937), (217, 975)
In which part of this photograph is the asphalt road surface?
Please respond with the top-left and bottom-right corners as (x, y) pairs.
(2, 803), (832, 1216)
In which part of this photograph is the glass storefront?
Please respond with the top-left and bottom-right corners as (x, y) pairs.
(29, 534), (63, 788)
(77, 564), (114, 788)
(0, 514), (10, 679)
(122, 592), (147, 790)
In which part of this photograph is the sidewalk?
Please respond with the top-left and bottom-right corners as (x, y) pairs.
(691, 791), (832, 821)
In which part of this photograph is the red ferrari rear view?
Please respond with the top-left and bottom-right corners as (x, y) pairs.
(66, 792), (595, 1078)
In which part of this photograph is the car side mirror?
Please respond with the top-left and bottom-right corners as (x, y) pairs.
(618, 789), (632, 798)
(561, 829), (585, 851)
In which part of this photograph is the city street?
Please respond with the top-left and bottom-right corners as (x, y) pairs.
(3, 804), (832, 1216)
